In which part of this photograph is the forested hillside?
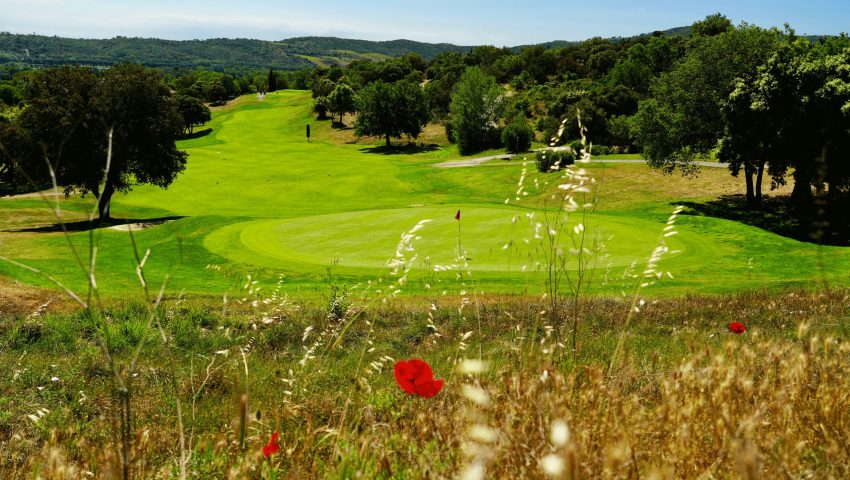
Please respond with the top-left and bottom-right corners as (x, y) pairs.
(0, 27), (702, 70)
(0, 33), (474, 69)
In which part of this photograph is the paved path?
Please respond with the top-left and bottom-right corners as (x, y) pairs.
(432, 150), (725, 169)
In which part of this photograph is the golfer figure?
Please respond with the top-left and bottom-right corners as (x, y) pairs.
(306, 124), (311, 143)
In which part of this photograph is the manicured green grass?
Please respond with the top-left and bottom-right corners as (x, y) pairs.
(1, 89), (848, 298)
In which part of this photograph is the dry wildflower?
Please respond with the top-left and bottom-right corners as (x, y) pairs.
(550, 419), (570, 447)
(541, 453), (565, 477)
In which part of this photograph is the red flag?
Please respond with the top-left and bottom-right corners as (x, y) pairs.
(455, 210), (461, 221)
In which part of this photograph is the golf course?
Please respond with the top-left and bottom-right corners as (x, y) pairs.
(4, 8), (850, 478)
(1, 89), (847, 299)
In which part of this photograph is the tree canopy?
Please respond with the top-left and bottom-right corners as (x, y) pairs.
(327, 83), (356, 125)
(449, 67), (504, 155)
(10, 64), (187, 220)
(176, 94), (211, 134)
(632, 24), (781, 174)
(354, 80), (429, 146)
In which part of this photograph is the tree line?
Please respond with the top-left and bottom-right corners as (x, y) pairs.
(302, 15), (850, 239)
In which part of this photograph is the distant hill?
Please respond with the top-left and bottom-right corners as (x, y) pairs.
(0, 27), (831, 70)
(0, 33), (474, 70)
(511, 25), (693, 51)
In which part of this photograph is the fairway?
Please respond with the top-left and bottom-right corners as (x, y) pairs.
(1, 90), (848, 297)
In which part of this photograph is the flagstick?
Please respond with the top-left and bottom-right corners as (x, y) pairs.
(457, 219), (462, 260)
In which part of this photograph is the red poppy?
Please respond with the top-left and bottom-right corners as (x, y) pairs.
(728, 322), (746, 334)
(455, 210), (461, 221)
(262, 431), (280, 458)
(394, 359), (444, 398)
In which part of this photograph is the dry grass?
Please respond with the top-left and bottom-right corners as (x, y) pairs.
(590, 164), (794, 211)
(1, 289), (848, 479)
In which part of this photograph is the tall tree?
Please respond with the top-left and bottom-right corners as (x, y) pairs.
(449, 67), (504, 155)
(327, 83), (355, 125)
(741, 38), (850, 210)
(176, 94), (211, 134)
(92, 64), (188, 220)
(354, 80), (429, 146)
(632, 24), (780, 175)
(268, 68), (277, 92)
(15, 64), (187, 221)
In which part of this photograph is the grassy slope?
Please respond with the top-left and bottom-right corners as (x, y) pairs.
(0, 89), (848, 299)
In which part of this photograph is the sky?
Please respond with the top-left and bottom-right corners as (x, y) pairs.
(1, 0), (848, 46)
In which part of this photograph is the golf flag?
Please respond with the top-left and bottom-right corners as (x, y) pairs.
(455, 210), (461, 221)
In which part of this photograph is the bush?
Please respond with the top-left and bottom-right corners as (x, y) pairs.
(313, 96), (329, 120)
(593, 145), (611, 156)
(501, 118), (534, 153)
(536, 116), (562, 146)
(568, 139), (585, 155)
(535, 149), (575, 173)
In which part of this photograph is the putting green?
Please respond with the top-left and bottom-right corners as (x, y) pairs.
(204, 206), (684, 273)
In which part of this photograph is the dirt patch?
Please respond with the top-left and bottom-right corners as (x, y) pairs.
(0, 277), (78, 316)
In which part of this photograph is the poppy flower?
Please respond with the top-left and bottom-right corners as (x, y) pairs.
(262, 431), (280, 458)
(394, 359), (444, 398)
(728, 322), (746, 334)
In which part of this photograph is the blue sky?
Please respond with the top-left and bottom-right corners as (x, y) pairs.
(1, 0), (848, 45)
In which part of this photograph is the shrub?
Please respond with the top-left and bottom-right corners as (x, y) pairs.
(593, 145), (611, 156)
(535, 149), (575, 173)
(536, 116), (562, 146)
(313, 96), (329, 119)
(568, 138), (585, 155)
(501, 118), (534, 153)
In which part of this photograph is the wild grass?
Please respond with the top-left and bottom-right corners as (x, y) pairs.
(1, 290), (849, 478)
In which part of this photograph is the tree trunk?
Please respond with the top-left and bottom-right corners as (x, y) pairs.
(97, 180), (115, 222)
(385, 135), (391, 147)
(755, 160), (765, 208)
(744, 165), (755, 208)
(791, 166), (813, 209)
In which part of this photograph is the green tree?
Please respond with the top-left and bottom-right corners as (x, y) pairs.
(15, 66), (101, 190)
(327, 83), (356, 125)
(92, 64), (188, 220)
(311, 77), (335, 99)
(607, 36), (678, 94)
(0, 84), (24, 107)
(268, 68), (277, 92)
(207, 80), (227, 104)
(176, 94), (211, 134)
(0, 117), (29, 194)
(313, 96), (329, 120)
(354, 80), (429, 146)
(691, 13), (734, 37)
(16, 64), (187, 221)
(449, 67), (504, 155)
(606, 115), (635, 151)
(501, 117), (534, 153)
(632, 24), (780, 174)
(720, 34), (850, 213)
